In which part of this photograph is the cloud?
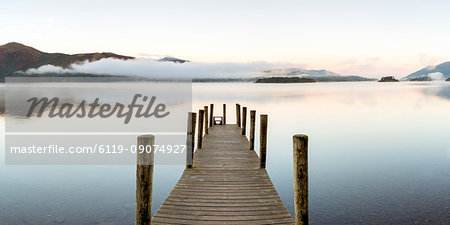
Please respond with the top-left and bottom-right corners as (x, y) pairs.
(25, 64), (74, 74)
(24, 58), (293, 79)
(425, 65), (437, 70)
(427, 72), (444, 80)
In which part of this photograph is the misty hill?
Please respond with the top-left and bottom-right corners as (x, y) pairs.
(158, 56), (189, 63)
(313, 75), (375, 82)
(260, 68), (374, 82)
(255, 75), (374, 83)
(262, 68), (341, 77)
(405, 61), (450, 79)
(255, 77), (317, 83)
(0, 42), (134, 76)
(410, 76), (432, 81)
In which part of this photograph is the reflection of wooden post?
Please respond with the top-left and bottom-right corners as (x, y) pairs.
(293, 134), (309, 225)
(186, 112), (196, 169)
(259, 114), (267, 168)
(197, 110), (204, 149)
(223, 104), (226, 124)
(236, 104), (241, 127)
(241, 107), (247, 135)
(209, 104), (214, 127)
(204, 106), (209, 135)
(249, 110), (256, 150)
(136, 135), (154, 225)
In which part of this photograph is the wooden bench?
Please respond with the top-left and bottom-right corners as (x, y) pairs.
(213, 116), (224, 125)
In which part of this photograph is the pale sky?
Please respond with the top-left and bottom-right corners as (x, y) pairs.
(1, 0), (449, 76)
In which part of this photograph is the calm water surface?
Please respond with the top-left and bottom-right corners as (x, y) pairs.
(1, 82), (449, 224)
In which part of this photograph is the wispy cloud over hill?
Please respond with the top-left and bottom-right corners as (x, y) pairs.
(24, 58), (280, 79)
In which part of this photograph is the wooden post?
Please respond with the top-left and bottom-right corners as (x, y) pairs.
(293, 134), (309, 225)
(209, 104), (214, 127)
(259, 114), (268, 168)
(241, 107), (247, 135)
(186, 112), (196, 169)
(136, 135), (155, 225)
(236, 103), (241, 127)
(249, 110), (256, 150)
(204, 106), (209, 135)
(197, 109), (204, 149)
(223, 104), (226, 124)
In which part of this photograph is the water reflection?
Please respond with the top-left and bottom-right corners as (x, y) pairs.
(192, 82), (450, 224)
(1, 82), (449, 224)
(436, 85), (450, 100)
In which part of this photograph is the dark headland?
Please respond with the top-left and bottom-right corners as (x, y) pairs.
(379, 76), (399, 82)
(410, 76), (432, 81)
(255, 77), (316, 83)
(255, 76), (375, 83)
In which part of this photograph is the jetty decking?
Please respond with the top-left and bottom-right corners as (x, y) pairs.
(151, 124), (294, 224)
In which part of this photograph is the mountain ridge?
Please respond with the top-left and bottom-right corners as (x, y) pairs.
(405, 61), (450, 79)
(261, 68), (341, 77)
(158, 56), (189, 63)
(0, 42), (135, 76)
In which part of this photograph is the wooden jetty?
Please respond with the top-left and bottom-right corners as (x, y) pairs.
(137, 103), (308, 225)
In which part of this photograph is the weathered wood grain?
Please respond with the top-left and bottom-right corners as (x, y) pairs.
(197, 109), (204, 149)
(249, 110), (256, 150)
(260, 114), (268, 169)
(293, 134), (308, 225)
(152, 125), (293, 224)
(204, 106), (209, 135)
(186, 112), (196, 169)
(236, 104), (241, 127)
(209, 103), (214, 127)
(223, 104), (226, 124)
(136, 135), (154, 225)
(242, 106), (247, 135)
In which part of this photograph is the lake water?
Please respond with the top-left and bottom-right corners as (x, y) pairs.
(1, 81), (449, 224)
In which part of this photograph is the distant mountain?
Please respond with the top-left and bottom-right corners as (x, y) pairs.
(260, 68), (375, 81)
(158, 56), (189, 63)
(405, 61), (450, 79)
(0, 42), (135, 76)
(262, 68), (341, 77)
(410, 76), (432, 81)
(255, 77), (317, 83)
(312, 75), (376, 82)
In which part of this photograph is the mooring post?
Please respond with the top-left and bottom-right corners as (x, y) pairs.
(136, 135), (155, 225)
(204, 106), (209, 135)
(223, 104), (226, 124)
(209, 103), (214, 127)
(186, 112), (196, 169)
(197, 109), (204, 149)
(293, 134), (309, 225)
(249, 110), (256, 150)
(259, 114), (268, 168)
(241, 107), (247, 135)
(236, 103), (241, 127)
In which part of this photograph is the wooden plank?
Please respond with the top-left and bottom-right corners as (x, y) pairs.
(152, 124), (293, 224)
(153, 217), (295, 225)
(156, 208), (290, 216)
